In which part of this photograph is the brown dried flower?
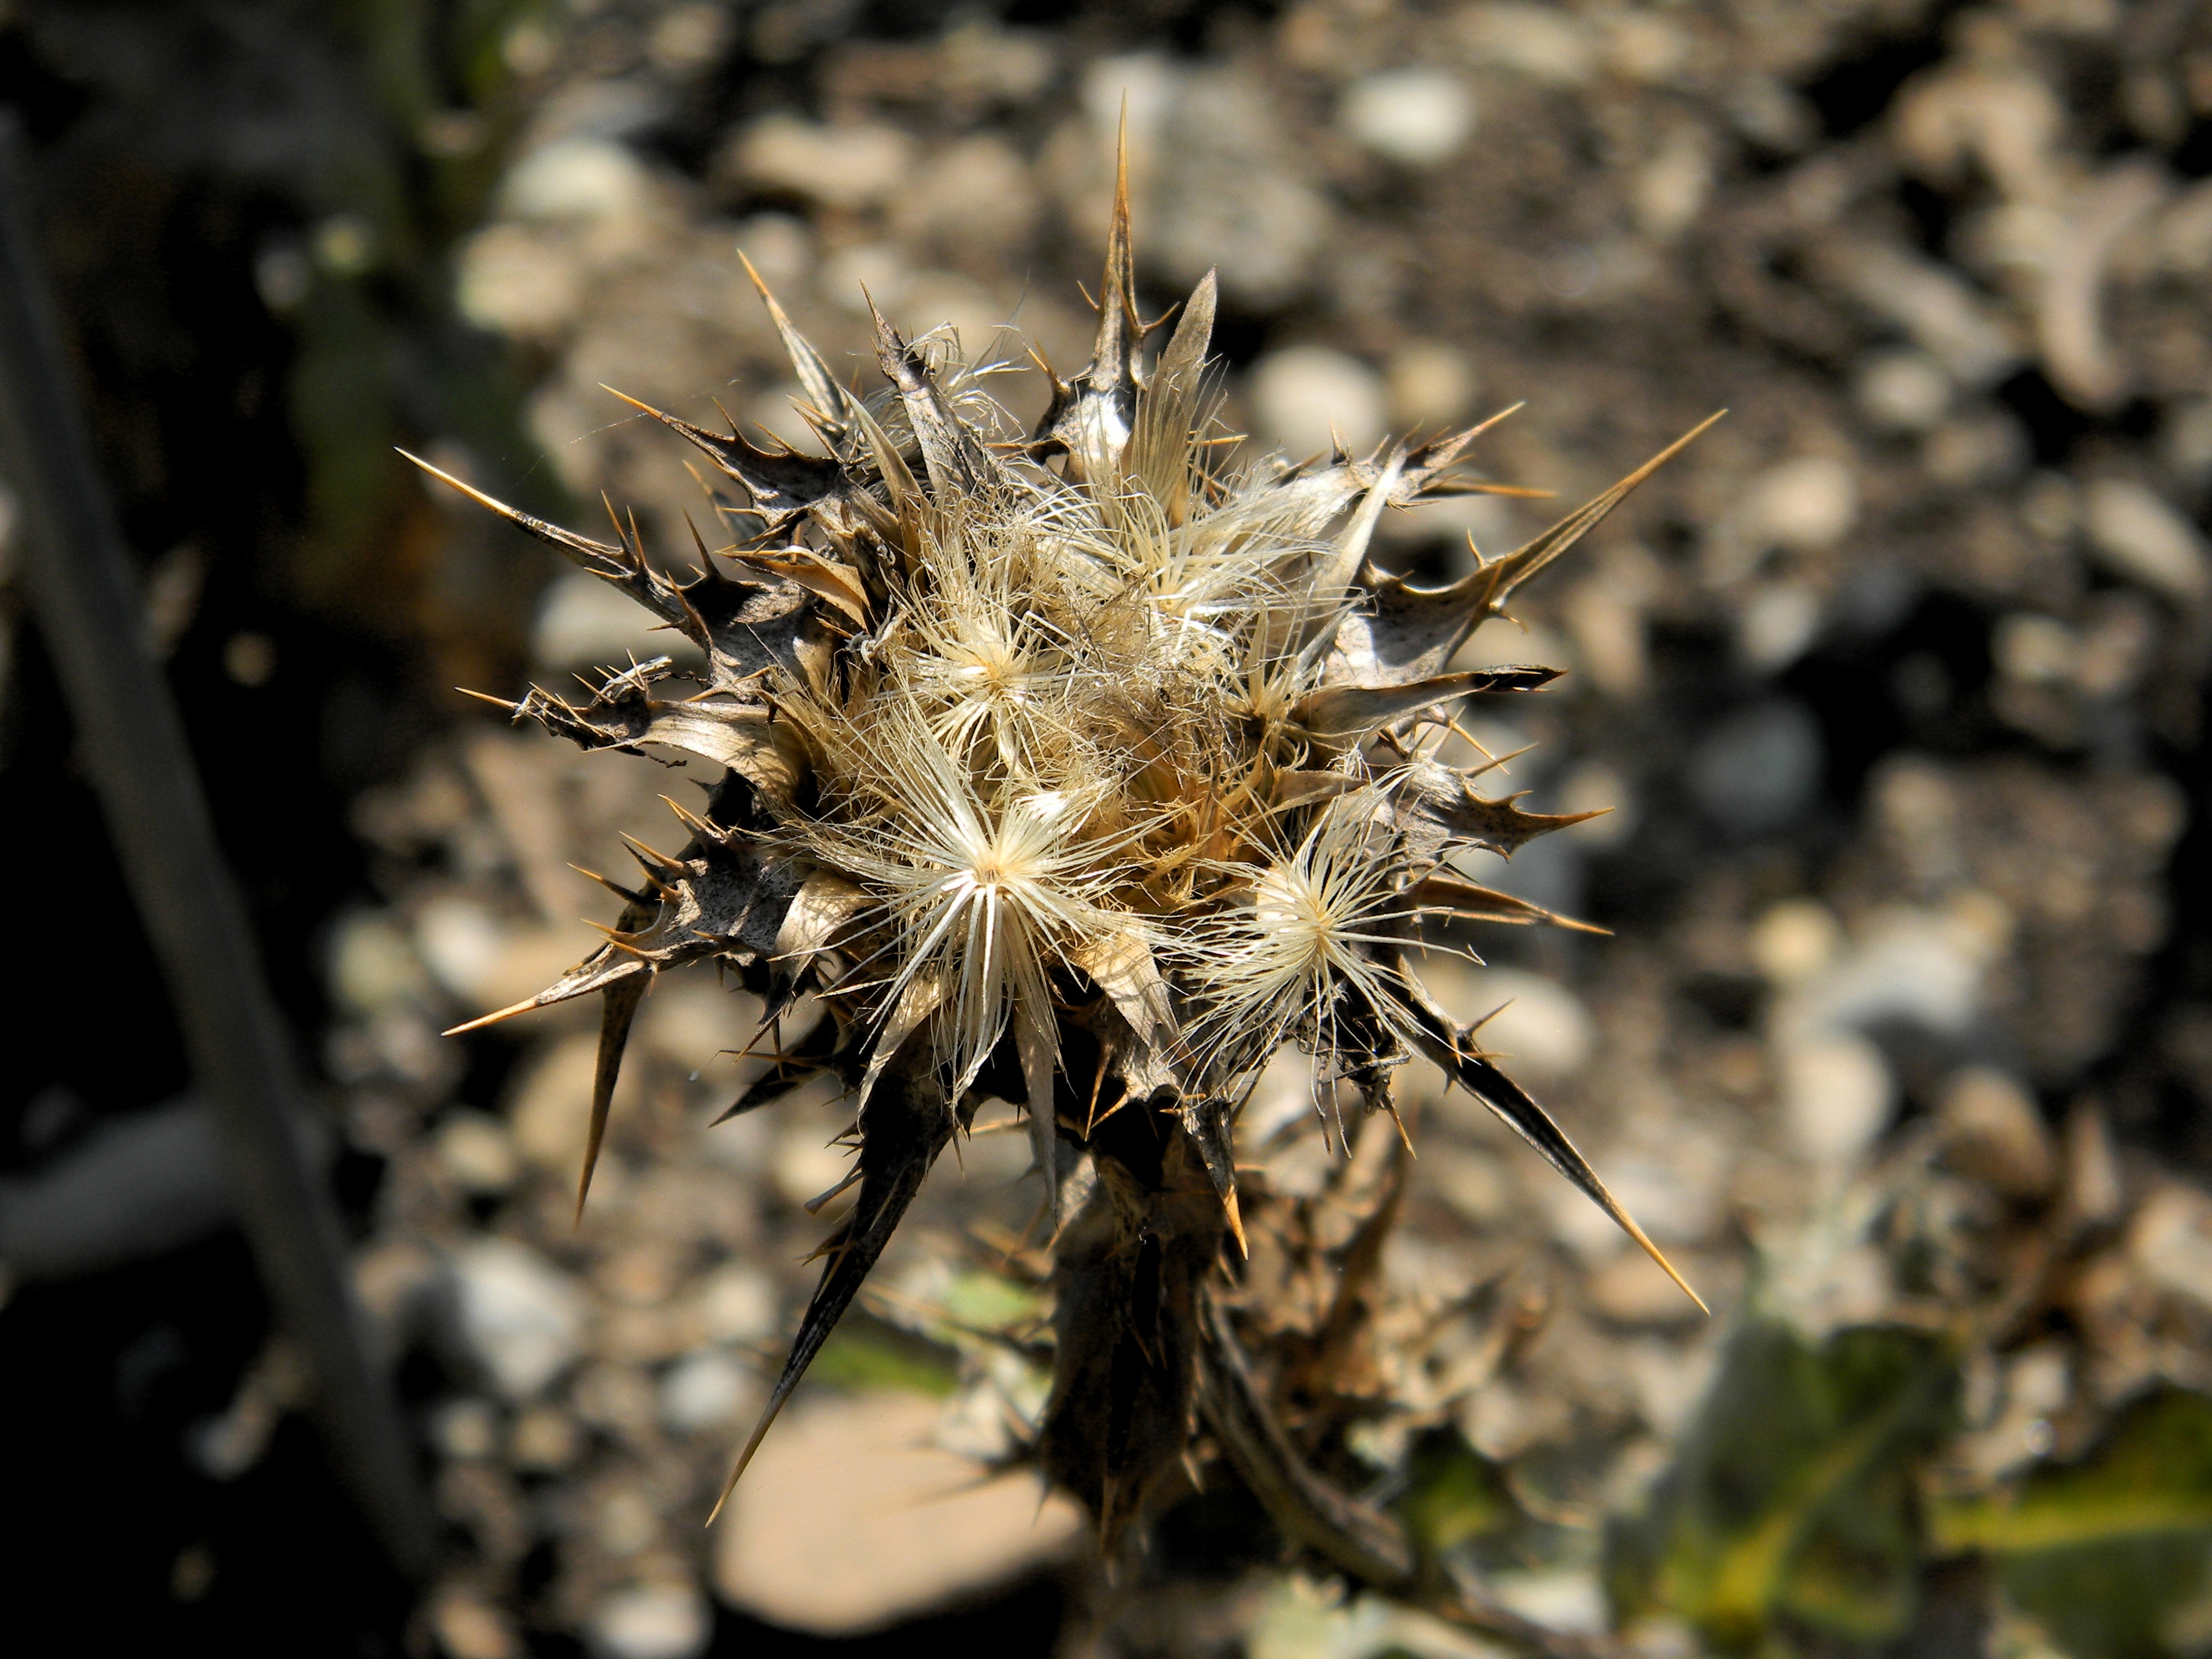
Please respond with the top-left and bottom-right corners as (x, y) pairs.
(414, 139), (1713, 1593)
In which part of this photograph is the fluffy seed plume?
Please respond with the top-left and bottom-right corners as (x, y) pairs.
(417, 131), (1718, 1553)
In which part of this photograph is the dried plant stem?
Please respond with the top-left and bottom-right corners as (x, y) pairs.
(1197, 1296), (1610, 1659)
(0, 120), (433, 1577)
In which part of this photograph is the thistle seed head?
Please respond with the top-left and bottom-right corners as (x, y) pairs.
(416, 135), (1717, 1548)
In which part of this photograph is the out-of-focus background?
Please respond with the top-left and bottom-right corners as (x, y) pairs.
(2, 1), (2210, 1655)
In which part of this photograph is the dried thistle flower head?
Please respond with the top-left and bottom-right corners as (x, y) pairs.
(415, 141), (1716, 1555)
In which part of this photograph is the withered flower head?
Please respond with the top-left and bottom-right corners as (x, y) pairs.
(417, 139), (1715, 1549)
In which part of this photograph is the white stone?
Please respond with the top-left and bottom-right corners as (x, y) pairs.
(431, 1396), (502, 1460)
(457, 223), (583, 337)
(507, 1033), (613, 1175)
(1737, 579), (1823, 672)
(691, 1262), (779, 1345)
(431, 1584), (519, 1659)
(1749, 899), (1841, 986)
(818, 242), (910, 315)
(1152, 72), (1330, 308)
(659, 1348), (752, 1435)
(1489, 1569), (1608, 1635)
(1420, 961), (1594, 1080)
(1827, 241), (2018, 386)
(1855, 348), (1952, 431)
(503, 138), (650, 224)
(898, 272), (1010, 359)
(1556, 760), (1635, 849)
(1339, 69), (1477, 167)
(1474, 969), (1594, 1079)
(587, 1583), (711, 1659)
(895, 134), (1039, 252)
(1777, 904), (2001, 1043)
(2129, 1185), (2212, 1312)
(1992, 612), (2079, 685)
(729, 116), (912, 211)
(940, 17), (1056, 106)
(1634, 134), (1713, 242)
(531, 569), (679, 669)
(1597, 1139), (1731, 1246)
(773, 1126), (854, 1209)
(1938, 1066), (2054, 1199)
(2162, 397), (2212, 484)
(646, 6), (727, 75)
(434, 1112), (520, 1197)
(1744, 455), (1859, 551)
(638, 975), (757, 1067)
(1248, 346), (1387, 460)
(731, 213), (812, 289)
(327, 911), (430, 1019)
(413, 896), (506, 1003)
(1080, 53), (1180, 145)
(1385, 341), (1477, 431)
(2082, 478), (2210, 603)
(450, 1239), (586, 1400)
(1779, 1031), (1893, 1169)
(713, 1391), (1083, 1634)
(1459, 3), (1595, 85)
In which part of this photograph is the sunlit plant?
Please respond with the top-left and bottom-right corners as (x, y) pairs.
(418, 141), (1712, 1580)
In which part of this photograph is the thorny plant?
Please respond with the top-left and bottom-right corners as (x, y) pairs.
(416, 137), (1716, 1651)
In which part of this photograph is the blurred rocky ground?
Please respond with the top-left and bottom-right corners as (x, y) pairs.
(4, 1), (2212, 1656)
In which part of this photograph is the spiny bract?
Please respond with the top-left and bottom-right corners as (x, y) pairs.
(418, 148), (1714, 1550)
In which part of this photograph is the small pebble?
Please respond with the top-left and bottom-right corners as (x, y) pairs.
(432, 1396), (504, 1461)
(1385, 341), (1477, 430)
(588, 1582), (711, 1659)
(726, 116), (911, 210)
(1749, 899), (1841, 985)
(508, 1406), (583, 1473)
(1855, 348), (1952, 432)
(1339, 68), (1477, 166)
(432, 1584), (520, 1659)
(1688, 701), (1824, 833)
(2082, 478), (2210, 603)
(1938, 1066), (2055, 1199)
(449, 1239), (586, 1400)
(435, 1112), (520, 1198)
(1248, 346), (1387, 459)
(1744, 455), (1859, 552)
(659, 1348), (752, 1434)
(502, 138), (649, 224)
(1779, 1031), (1894, 1169)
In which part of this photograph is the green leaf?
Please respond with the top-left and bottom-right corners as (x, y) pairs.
(937, 1269), (1048, 1337)
(1931, 1388), (2212, 1659)
(805, 1315), (959, 1398)
(1393, 1427), (1516, 1555)
(1605, 1320), (1957, 1652)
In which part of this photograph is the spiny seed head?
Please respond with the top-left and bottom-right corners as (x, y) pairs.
(416, 133), (1718, 1548)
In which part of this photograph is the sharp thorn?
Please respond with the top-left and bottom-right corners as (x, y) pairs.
(442, 994), (545, 1037)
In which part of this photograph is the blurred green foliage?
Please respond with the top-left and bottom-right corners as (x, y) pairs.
(14, 0), (564, 682)
(1392, 1426), (1517, 1557)
(1601, 1319), (2212, 1657)
(809, 1314), (962, 1399)
(1607, 1319), (1958, 1651)
(283, 0), (557, 620)
(1933, 1389), (2212, 1659)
